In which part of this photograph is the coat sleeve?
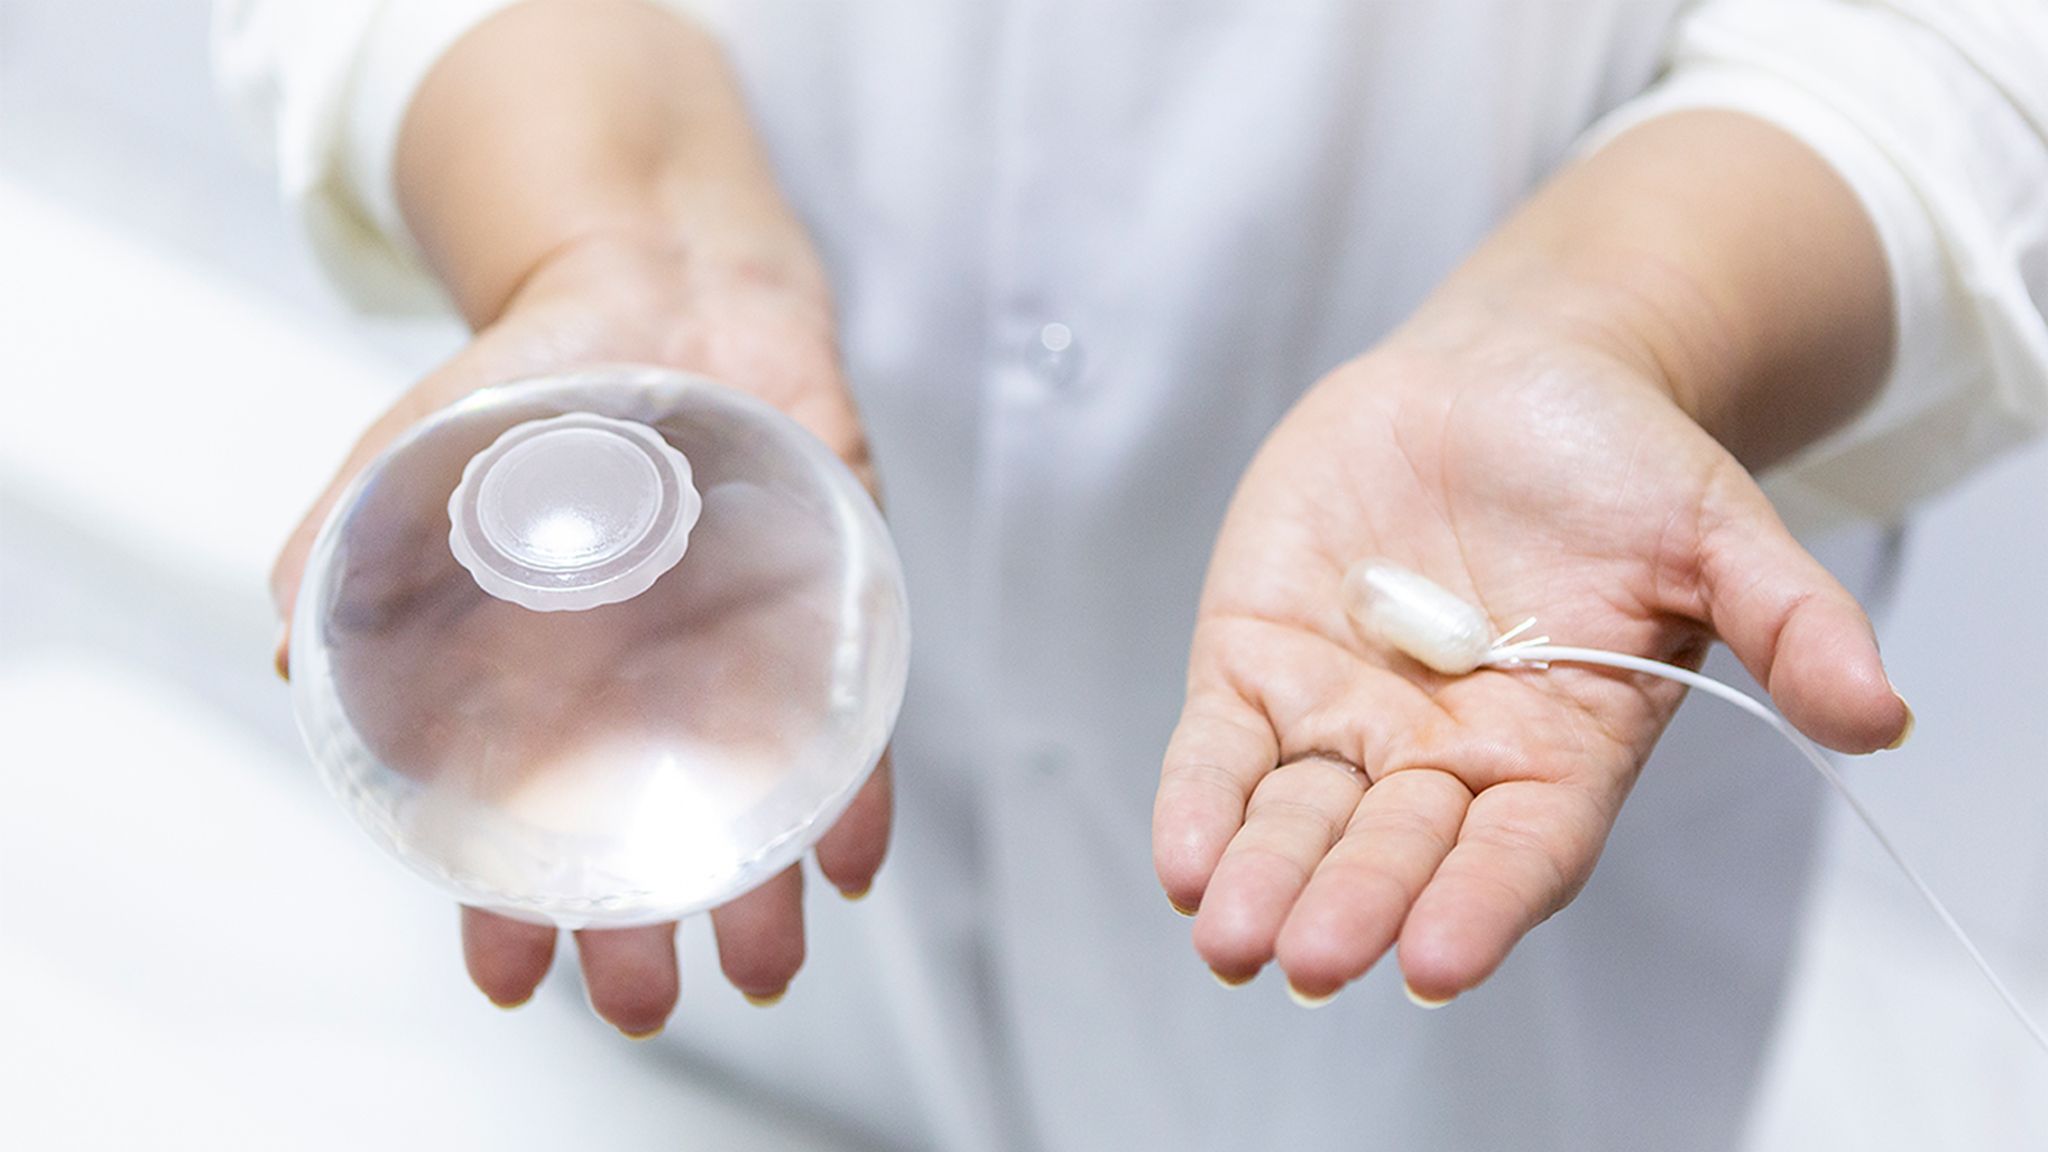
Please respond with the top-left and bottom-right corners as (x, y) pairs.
(1580, 0), (2048, 528)
(213, 0), (540, 311)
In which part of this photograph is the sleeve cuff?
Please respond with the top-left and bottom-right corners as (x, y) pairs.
(1576, 65), (1961, 531)
(334, 0), (527, 304)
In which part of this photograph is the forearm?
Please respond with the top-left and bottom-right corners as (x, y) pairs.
(394, 0), (820, 328)
(1408, 110), (1894, 470)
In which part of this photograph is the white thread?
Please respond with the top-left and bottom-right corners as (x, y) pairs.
(1485, 635), (2048, 1057)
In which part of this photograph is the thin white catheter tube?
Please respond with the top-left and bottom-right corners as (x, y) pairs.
(1489, 642), (2048, 1057)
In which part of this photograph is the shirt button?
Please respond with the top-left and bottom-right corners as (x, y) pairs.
(1026, 322), (1083, 391)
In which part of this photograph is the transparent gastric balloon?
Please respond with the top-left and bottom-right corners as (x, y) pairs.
(290, 368), (910, 928)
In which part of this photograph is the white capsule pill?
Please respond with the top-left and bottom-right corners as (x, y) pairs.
(1342, 561), (1494, 675)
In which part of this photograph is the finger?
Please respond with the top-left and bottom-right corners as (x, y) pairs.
(813, 751), (891, 898)
(1396, 780), (1612, 1002)
(462, 906), (558, 1008)
(266, 420), (426, 675)
(1153, 687), (1281, 914)
(574, 922), (680, 1037)
(267, 346), (504, 666)
(268, 500), (328, 680)
(709, 865), (806, 1003)
(1694, 476), (1909, 753)
(1190, 756), (1367, 982)
(1273, 768), (1470, 999)
(267, 403), (419, 621)
(767, 361), (880, 495)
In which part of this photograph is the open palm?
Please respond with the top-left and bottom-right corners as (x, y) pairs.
(1153, 335), (1909, 1004)
(273, 235), (885, 1035)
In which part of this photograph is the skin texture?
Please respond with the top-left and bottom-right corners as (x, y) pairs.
(268, 2), (880, 1038)
(1153, 112), (1912, 1003)
(272, 2), (1913, 1031)
(273, 233), (892, 1037)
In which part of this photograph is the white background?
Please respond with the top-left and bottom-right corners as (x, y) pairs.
(1, 2), (2042, 1148)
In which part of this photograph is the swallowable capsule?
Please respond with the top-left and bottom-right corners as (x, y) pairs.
(1342, 561), (1494, 675)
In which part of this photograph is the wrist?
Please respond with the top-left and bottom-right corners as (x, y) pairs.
(1397, 259), (1741, 433)
(1397, 111), (1893, 469)
(393, 0), (819, 327)
(503, 209), (830, 315)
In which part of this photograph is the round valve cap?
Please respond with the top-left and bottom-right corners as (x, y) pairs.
(448, 412), (701, 611)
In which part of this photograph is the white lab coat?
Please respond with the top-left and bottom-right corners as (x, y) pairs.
(215, 2), (2048, 1149)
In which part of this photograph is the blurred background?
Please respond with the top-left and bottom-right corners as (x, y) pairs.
(1, 2), (2043, 1148)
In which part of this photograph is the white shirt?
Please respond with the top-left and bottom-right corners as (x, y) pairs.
(215, 3), (2048, 1149)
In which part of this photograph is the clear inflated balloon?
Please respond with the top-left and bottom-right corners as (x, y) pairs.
(290, 367), (910, 928)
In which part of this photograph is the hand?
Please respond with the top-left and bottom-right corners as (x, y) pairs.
(1151, 313), (1910, 1004)
(272, 233), (890, 1036)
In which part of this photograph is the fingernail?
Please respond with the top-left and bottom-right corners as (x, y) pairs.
(1286, 981), (1337, 1008)
(1169, 897), (1197, 918)
(742, 988), (787, 1008)
(1884, 693), (1915, 751)
(839, 885), (870, 903)
(488, 992), (533, 1011)
(272, 627), (290, 682)
(1209, 967), (1255, 989)
(618, 1025), (664, 1041)
(1403, 982), (1453, 1010)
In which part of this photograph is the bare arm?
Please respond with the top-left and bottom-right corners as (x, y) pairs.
(273, 0), (878, 1038)
(393, 0), (824, 326)
(1157, 111), (1911, 1004)
(1427, 109), (1894, 469)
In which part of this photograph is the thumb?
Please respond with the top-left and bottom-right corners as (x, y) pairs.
(268, 463), (367, 682)
(267, 337), (519, 677)
(267, 372), (470, 678)
(267, 411), (412, 679)
(1693, 474), (1911, 754)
